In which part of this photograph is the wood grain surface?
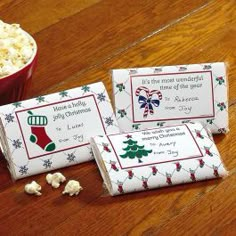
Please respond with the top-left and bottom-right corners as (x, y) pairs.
(0, 0), (235, 235)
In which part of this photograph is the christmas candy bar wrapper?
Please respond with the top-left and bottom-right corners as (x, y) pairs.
(90, 123), (227, 196)
(112, 62), (229, 134)
(0, 82), (119, 180)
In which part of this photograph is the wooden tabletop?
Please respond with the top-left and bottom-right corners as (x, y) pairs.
(1, 0), (236, 235)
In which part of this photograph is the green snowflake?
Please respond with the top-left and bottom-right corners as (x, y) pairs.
(12, 102), (22, 108)
(59, 91), (68, 98)
(81, 85), (90, 93)
(36, 96), (45, 103)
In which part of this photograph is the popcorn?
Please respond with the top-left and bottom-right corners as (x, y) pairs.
(62, 180), (83, 196)
(46, 172), (66, 188)
(0, 20), (35, 78)
(24, 181), (42, 196)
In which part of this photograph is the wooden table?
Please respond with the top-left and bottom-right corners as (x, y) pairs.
(0, 0), (235, 235)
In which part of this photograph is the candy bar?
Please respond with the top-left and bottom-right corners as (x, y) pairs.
(90, 123), (227, 196)
(112, 62), (228, 134)
(0, 82), (119, 180)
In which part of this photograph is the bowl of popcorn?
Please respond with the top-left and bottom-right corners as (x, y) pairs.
(0, 20), (37, 106)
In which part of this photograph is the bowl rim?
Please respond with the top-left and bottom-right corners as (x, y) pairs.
(0, 30), (38, 80)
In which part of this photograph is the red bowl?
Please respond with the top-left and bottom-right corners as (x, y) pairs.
(0, 31), (38, 106)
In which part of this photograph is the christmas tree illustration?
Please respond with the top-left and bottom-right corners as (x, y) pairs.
(119, 135), (152, 163)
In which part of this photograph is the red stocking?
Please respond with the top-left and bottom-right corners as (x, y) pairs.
(28, 112), (56, 152)
(30, 126), (55, 151)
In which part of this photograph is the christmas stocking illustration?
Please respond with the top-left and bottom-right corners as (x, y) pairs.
(27, 111), (56, 152)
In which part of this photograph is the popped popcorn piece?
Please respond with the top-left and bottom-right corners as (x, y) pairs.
(24, 181), (42, 196)
(62, 180), (83, 196)
(46, 172), (66, 188)
(0, 20), (35, 78)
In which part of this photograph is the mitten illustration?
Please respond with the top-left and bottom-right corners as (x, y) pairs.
(27, 111), (56, 152)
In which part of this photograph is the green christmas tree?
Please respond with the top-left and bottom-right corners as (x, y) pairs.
(120, 135), (152, 163)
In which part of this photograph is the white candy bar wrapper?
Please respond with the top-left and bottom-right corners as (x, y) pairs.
(0, 82), (119, 180)
(112, 62), (229, 134)
(90, 123), (227, 196)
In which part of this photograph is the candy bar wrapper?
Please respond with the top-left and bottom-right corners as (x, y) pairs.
(90, 123), (227, 196)
(0, 82), (119, 180)
(112, 62), (229, 134)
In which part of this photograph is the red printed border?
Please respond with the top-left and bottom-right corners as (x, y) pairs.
(107, 124), (203, 170)
(15, 94), (106, 160)
(130, 71), (215, 123)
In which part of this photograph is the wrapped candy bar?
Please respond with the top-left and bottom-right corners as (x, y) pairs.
(112, 62), (229, 134)
(0, 82), (119, 180)
(90, 123), (227, 196)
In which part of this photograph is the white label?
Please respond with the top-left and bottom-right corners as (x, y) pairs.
(108, 125), (203, 169)
(130, 71), (214, 122)
(16, 95), (105, 159)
